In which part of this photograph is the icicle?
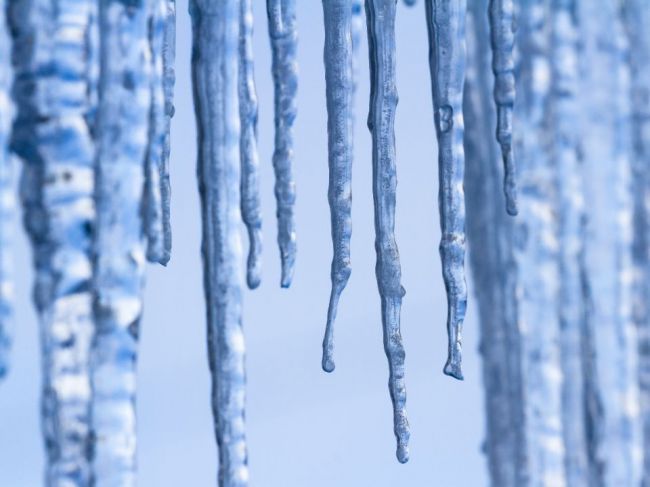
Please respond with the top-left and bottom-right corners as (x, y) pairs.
(365, 0), (409, 464)
(424, 0), (468, 380)
(239, 0), (262, 290)
(8, 0), (98, 480)
(0, 0), (13, 382)
(189, 0), (249, 485)
(266, 0), (297, 288)
(90, 0), (152, 482)
(464, 1), (526, 484)
(550, 1), (589, 485)
(578, 0), (642, 485)
(320, 0), (353, 373)
(488, 0), (518, 216)
(144, 0), (168, 265)
(161, 0), (175, 260)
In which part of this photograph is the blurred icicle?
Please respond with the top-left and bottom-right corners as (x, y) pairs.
(90, 0), (151, 482)
(579, 0), (642, 484)
(321, 0), (353, 373)
(365, 0), (410, 464)
(0, 0), (13, 382)
(424, 0), (468, 380)
(267, 0), (297, 288)
(161, 0), (175, 259)
(8, 0), (98, 481)
(189, 0), (249, 485)
(239, 0), (262, 289)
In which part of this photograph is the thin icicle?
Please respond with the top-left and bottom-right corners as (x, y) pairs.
(144, 0), (168, 265)
(0, 0), (13, 382)
(267, 0), (297, 288)
(424, 0), (468, 380)
(8, 0), (97, 481)
(550, 1), (589, 485)
(239, 0), (262, 290)
(90, 0), (151, 481)
(189, 0), (249, 485)
(321, 0), (353, 373)
(161, 0), (175, 260)
(488, 0), (518, 216)
(365, 0), (409, 464)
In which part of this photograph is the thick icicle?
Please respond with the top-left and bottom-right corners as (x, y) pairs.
(0, 0), (13, 382)
(622, 2), (650, 485)
(266, 0), (297, 288)
(161, 0), (175, 259)
(488, 0), (518, 216)
(90, 0), (151, 481)
(365, 0), (409, 464)
(321, 0), (353, 373)
(550, 1), (589, 485)
(579, 0), (642, 484)
(189, 0), (249, 485)
(144, 0), (168, 265)
(8, 0), (98, 481)
(424, 0), (468, 380)
(239, 0), (262, 289)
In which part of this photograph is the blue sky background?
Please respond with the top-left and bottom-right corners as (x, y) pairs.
(0, 1), (487, 485)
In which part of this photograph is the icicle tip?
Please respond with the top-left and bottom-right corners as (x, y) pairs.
(397, 443), (409, 464)
(443, 360), (464, 381)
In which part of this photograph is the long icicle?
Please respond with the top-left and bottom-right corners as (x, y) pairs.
(8, 0), (98, 480)
(365, 0), (409, 464)
(488, 0), (518, 215)
(90, 0), (151, 481)
(424, 0), (468, 380)
(266, 0), (297, 288)
(161, 0), (175, 260)
(321, 0), (353, 373)
(239, 0), (262, 290)
(189, 0), (249, 485)
(0, 0), (13, 382)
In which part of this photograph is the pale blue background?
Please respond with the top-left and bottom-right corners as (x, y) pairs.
(0, 1), (487, 485)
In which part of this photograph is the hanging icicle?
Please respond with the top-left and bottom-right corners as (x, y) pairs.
(90, 0), (153, 482)
(0, 0), (13, 382)
(267, 0), (297, 288)
(189, 0), (249, 485)
(321, 0), (353, 373)
(424, 0), (468, 381)
(239, 0), (263, 290)
(488, 0), (518, 216)
(161, 0), (175, 260)
(8, 0), (98, 481)
(365, 0), (410, 464)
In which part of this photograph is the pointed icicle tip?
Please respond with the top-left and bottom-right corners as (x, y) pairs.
(443, 360), (464, 381)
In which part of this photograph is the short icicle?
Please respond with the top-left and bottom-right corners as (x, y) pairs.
(0, 0), (13, 382)
(266, 0), (297, 288)
(321, 0), (353, 373)
(189, 0), (249, 485)
(488, 0), (518, 215)
(239, 0), (263, 289)
(161, 0), (175, 259)
(424, 0), (468, 380)
(8, 0), (98, 480)
(365, 0), (410, 464)
(90, 0), (151, 481)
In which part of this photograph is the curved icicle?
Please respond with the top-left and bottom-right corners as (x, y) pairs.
(320, 0), (353, 373)
(8, 0), (98, 480)
(425, 0), (468, 381)
(488, 0), (518, 216)
(239, 0), (262, 290)
(161, 0), (175, 260)
(365, 0), (409, 464)
(0, 0), (13, 382)
(266, 0), (297, 288)
(90, 0), (151, 482)
(189, 0), (249, 485)
(144, 0), (168, 265)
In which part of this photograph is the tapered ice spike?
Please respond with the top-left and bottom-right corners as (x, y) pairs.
(365, 0), (410, 463)
(424, 0), (468, 381)
(239, 0), (263, 290)
(190, 0), (249, 485)
(161, 0), (175, 260)
(321, 0), (353, 373)
(267, 0), (298, 288)
(488, 0), (518, 216)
